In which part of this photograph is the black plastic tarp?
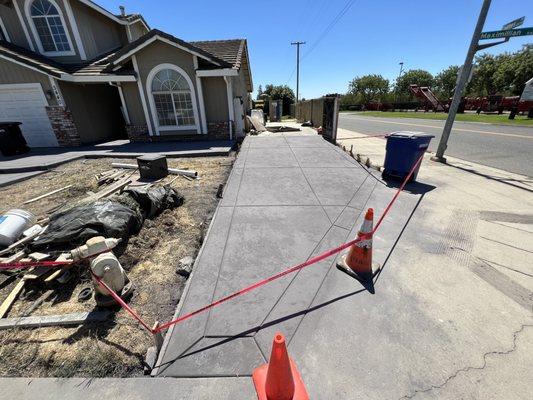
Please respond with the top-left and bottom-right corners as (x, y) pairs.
(29, 186), (183, 252)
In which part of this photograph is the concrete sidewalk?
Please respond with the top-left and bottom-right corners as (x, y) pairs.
(154, 133), (423, 379)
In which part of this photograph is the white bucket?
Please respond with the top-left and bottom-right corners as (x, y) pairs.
(0, 209), (35, 246)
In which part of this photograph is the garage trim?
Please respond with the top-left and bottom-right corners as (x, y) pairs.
(0, 82), (49, 103)
(0, 82), (58, 147)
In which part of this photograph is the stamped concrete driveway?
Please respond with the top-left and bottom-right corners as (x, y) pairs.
(154, 133), (422, 385)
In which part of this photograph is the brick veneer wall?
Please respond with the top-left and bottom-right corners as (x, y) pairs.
(126, 121), (233, 142)
(125, 124), (150, 142)
(45, 106), (81, 146)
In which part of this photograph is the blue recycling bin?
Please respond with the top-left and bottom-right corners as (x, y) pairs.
(383, 131), (434, 182)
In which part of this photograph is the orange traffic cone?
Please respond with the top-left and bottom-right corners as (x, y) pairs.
(336, 208), (381, 293)
(252, 333), (309, 400)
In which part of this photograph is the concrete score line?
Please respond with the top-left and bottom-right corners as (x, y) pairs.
(346, 116), (533, 139)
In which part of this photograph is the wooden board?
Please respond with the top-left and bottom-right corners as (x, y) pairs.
(0, 280), (25, 318)
(44, 253), (73, 284)
(23, 185), (73, 204)
(0, 311), (111, 330)
(0, 226), (46, 257)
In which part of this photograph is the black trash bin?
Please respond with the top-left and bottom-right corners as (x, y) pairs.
(382, 131), (434, 182)
(0, 122), (30, 156)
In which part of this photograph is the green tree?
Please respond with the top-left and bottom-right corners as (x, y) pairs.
(263, 84), (296, 115)
(256, 84), (263, 100)
(395, 69), (435, 98)
(347, 74), (390, 104)
(493, 46), (533, 95)
(434, 65), (459, 99)
(467, 53), (502, 96)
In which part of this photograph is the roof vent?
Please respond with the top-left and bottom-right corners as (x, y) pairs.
(119, 5), (125, 16)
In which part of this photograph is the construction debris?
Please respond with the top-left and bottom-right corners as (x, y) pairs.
(0, 209), (35, 246)
(137, 154), (169, 180)
(0, 280), (25, 318)
(29, 200), (143, 251)
(112, 162), (198, 179)
(0, 155), (231, 377)
(21, 289), (54, 317)
(23, 185), (73, 205)
(71, 236), (121, 261)
(0, 311), (111, 330)
(266, 126), (301, 133)
(91, 252), (133, 306)
(176, 256), (194, 278)
(247, 115), (267, 132)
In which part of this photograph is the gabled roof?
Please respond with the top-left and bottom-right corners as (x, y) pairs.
(191, 39), (246, 69)
(105, 29), (233, 70)
(0, 40), (134, 81)
(76, 0), (150, 30)
(0, 40), (65, 77)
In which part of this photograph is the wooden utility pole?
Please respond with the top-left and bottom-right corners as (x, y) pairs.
(291, 41), (306, 102)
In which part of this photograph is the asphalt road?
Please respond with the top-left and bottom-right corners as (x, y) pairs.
(338, 113), (533, 176)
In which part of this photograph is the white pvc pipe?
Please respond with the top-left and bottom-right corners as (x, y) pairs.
(112, 163), (198, 178)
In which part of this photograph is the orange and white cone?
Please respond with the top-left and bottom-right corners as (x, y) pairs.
(252, 333), (309, 400)
(336, 208), (381, 293)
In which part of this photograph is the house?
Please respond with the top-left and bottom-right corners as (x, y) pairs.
(0, 0), (253, 147)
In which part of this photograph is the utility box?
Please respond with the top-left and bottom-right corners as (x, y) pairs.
(0, 122), (29, 156)
(136, 154), (168, 180)
(383, 131), (434, 182)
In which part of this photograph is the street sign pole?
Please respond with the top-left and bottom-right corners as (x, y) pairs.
(432, 0), (492, 163)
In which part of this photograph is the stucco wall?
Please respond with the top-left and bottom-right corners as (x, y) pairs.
(0, 58), (57, 106)
(134, 40), (201, 136)
(70, 0), (127, 60)
(232, 68), (250, 111)
(128, 20), (148, 42)
(121, 81), (146, 126)
(0, 2), (30, 48)
(203, 76), (228, 123)
(58, 81), (125, 144)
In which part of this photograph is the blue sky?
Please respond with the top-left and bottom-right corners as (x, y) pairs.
(97, 0), (532, 99)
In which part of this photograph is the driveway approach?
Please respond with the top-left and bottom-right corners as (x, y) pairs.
(338, 113), (533, 176)
(155, 134), (422, 385)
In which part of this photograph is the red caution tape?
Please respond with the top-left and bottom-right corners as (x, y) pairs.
(92, 152), (427, 335)
(91, 272), (154, 333)
(340, 134), (389, 140)
(0, 260), (73, 271)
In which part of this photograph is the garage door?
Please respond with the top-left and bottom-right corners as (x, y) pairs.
(0, 83), (58, 147)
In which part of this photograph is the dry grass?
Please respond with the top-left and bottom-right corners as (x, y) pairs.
(0, 155), (233, 377)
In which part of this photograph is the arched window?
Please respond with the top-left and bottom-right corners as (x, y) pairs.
(150, 68), (196, 128)
(29, 0), (71, 53)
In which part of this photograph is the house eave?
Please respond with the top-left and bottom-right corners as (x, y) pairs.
(0, 53), (62, 78)
(107, 35), (227, 71)
(196, 69), (239, 77)
(59, 74), (137, 82)
(77, 0), (149, 30)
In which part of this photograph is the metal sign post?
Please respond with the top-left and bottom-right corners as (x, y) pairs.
(433, 7), (532, 163)
(502, 16), (525, 31)
(432, 0), (492, 163)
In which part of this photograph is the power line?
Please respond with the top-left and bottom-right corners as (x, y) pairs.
(284, 0), (357, 87)
(301, 0), (358, 61)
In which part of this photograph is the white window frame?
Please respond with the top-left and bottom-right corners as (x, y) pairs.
(0, 16), (11, 42)
(25, 0), (75, 57)
(146, 63), (200, 134)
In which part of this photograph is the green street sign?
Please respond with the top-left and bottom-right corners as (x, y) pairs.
(480, 27), (533, 40)
(502, 16), (525, 31)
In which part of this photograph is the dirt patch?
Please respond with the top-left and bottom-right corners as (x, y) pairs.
(0, 155), (233, 377)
